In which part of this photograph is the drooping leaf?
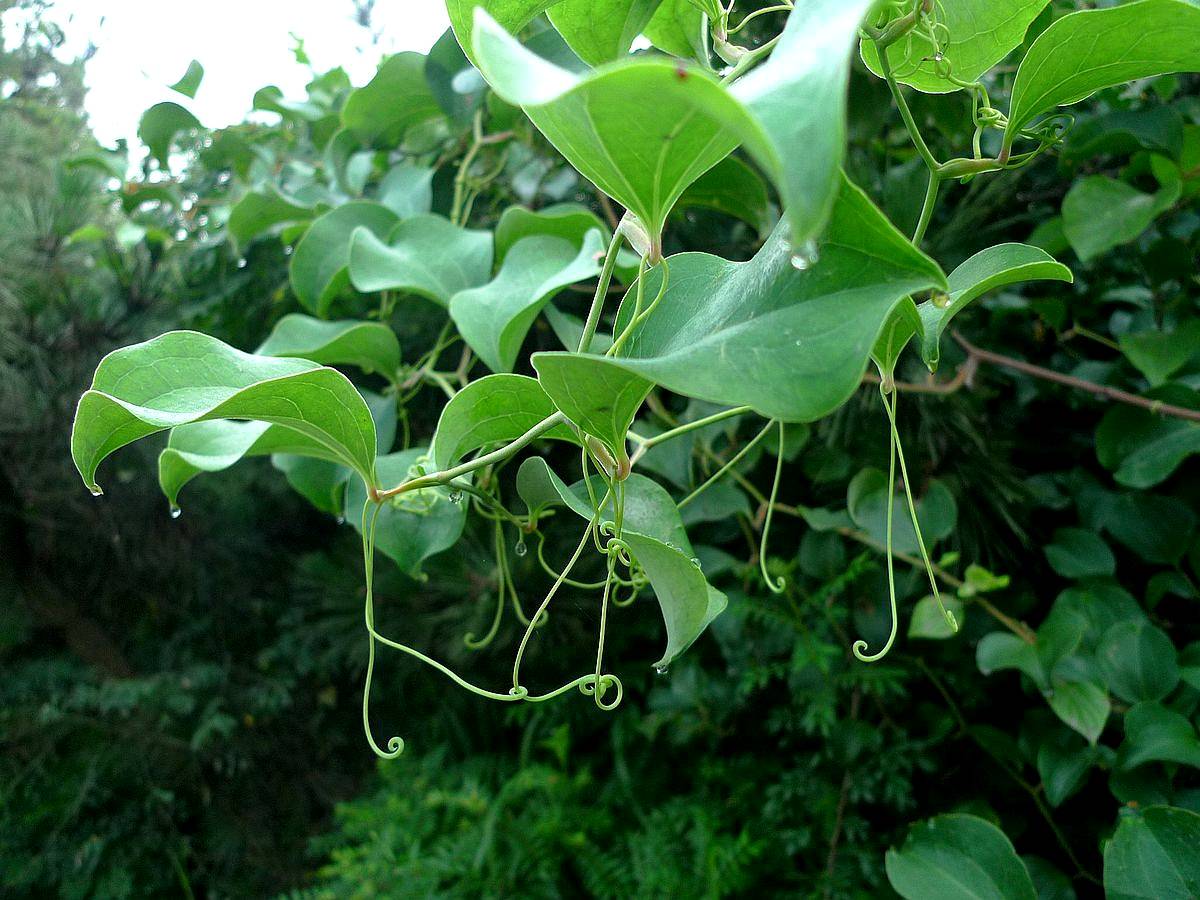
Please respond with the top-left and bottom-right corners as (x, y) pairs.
(917, 243), (1072, 370)
(1037, 735), (1106, 807)
(376, 163), (435, 218)
(451, 230), (604, 372)
(1104, 806), (1200, 899)
(290, 202), (399, 315)
(885, 814), (1038, 900)
(227, 187), (316, 247)
(1004, 0), (1200, 151)
(346, 448), (468, 578)
(342, 53), (443, 147)
(1098, 621), (1180, 704)
(861, 0), (1050, 94)
(533, 354), (653, 456)
(1047, 679), (1109, 745)
(138, 101), (202, 166)
(1062, 158), (1182, 261)
(1095, 386), (1200, 489)
(446, 0), (562, 69)
(977, 631), (1045, 687)
(531, 175), (946, 424)
(255, 314), (401, 377)
(169, 59), (205, 98)
(1117, 703), (1200, 770)
(72, 331), (378, 496)
(547, 0), (662, 65)
(430, 374), (579, 469)
(517, 457), (726, 668)
(347, 215), (493, 306)
(472, 0), (876, 249)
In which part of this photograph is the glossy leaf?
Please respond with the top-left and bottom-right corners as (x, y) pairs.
(1047, 679), (1109, 745)
(169, 60), (204, 99)
(533, 354), (653, 455)
(138, 101), (201, 166)
(430, 374), (578, 469)
(71, 331), (378, 496)
(977, 632), (1045, 687)
(446, 0), (561, 69)
(290, 202), (399, 315)
(347, 215), (493, 307)
(885, 814), (1037, 900)
(1098, 621), (1180, 704)
(861, 0), (1049, 94)
(255, 315), (401, 377)
(643, 0), (707, 62)
(1004, 0), (1200, 150)
(342, 53), (442, 147)
(346, 449), (467, 578)
(1096, 386), (1200, 488)
(1104, 806), (1200, 899)
(547, 0), (662, 65)
(532, 176), (945, 424)
(227, 187), (315, 247)
(493, 203), (608, 265)
(1117, 703), (1200, 770)
(451, 231), (603, 372)
(517, 457), (727, 667)
(918, 243), (1072, 370)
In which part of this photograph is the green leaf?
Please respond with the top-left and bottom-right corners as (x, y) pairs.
(544, 305), (614, 356)
(885, 813), (1037, 900)
(1101, 493), (1196, 565)
(430, 373), (579, 469)
(227, 187), (315, 247)
(270, 455), (351, 516)
(978, 632), (1045, 688)
(346, 449), (468, 578)
(1118, 703), (1200, 770)
(446, 0), (561, 69)
(1004, 0), (1200, 150)
(1104, 806), (1200, 899)
(674, 155), (774, 236)
(1119, 319), (1200, 387)
(72, 331), (378, 496)
(169, 59), (204, 99)
(533, 353), (653, 455)
(342, 53), (442, 147)
(532, 176), (945, 424)
(1044, 528), (1115, 579)
(517, 458), (727, 667)
(847, 469), (957, 556)
(861, 0), (1049, 94)
(1098, 621), (1180, 704)
(1037, 735), (1105, 807)
(908, 594), (965, 640)
(1022, 857), (1077, 900)
(290, 202), (399, 315)
(255, 315), (401, 378)
(1063, 158), (1182, 261)
(1047, 679), (1109, 745)
(450, 230), (604, 372)
(643, 0), (708, 62)
(917, 243), (1072, 370)
(494, 203), (608, 265)
(347, 215), (493, 307)
(376, 163), (435, 218)
(546, 0), (662, 65)
(1096, 386), (1200, 489)
(425, 27), (483, 125)
(138, 101), (202, 166)
(472, 0), (876, 249)
(1065, 106), (1186, 161)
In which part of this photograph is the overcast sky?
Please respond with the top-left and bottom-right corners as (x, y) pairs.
(29, 1), (451, 148)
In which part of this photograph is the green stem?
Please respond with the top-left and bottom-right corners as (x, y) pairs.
(875, 41), (941, 172)
(912, 170), (940, 245)
(637, 405), (753, 451)
(678, 419), (775, 510)
(578, 229), (625, 354)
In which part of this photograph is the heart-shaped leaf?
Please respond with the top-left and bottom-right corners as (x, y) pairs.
(138, 101), (202, 166)
(494, 202), (609, 265)
(886, 814), (1037, 900)
(1098, 621), (1180, 704)
(1047, 679), (1109, 744)
(532, 175), (945, 424)
(517, 458), (726, 667)
(72, 331), (379, 496)
(346, 448), (468, 578)
(451, 230), (604, 372)
(1004, 0), (1200, 152)
(431, 373), (579, 469)
(342, 52), (442, 147)
(227, 186), (316, 247)
(1104, 805), (1200, 899)
(1117, 703), (1200, 770)
(861, 0), (1050, 94)
(348, 215), (493, 306)
(376, 162), (435, 218)
(169, 60), (204, 99)
(1096, 386), (1200, 488)
(533, 354), (653, 455)
(256, 315), (401, 377)
(290, 201), (399, 315)
(1063, 158), (1182, 261)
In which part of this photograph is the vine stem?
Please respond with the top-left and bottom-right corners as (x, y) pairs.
(629, 404), (753, 458)
(578, 229), (625, 354)
(875, 37), (941, 172)
(912, 170), (940, 246)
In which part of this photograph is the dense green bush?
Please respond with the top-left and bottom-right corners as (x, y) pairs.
(4, 0), (1200, 896)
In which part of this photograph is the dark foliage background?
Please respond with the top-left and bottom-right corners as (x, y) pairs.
(1, 1), (1197, 897)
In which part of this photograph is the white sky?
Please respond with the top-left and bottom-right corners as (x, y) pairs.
(27, 1), (451, 148)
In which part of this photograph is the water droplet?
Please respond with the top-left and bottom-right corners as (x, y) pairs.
(513, 539), (527, 557)
(689, 557), (702, 569)
(790, 239), (820, 271)
(933, 51), (944, 62)
(169, 505), (182, 520)
(335, 515), (346, 525)
(89, 487), (103, 497)
(236, 257), (247, 269)
(448, 490), (463, 504)
(653, 664), (669, 676)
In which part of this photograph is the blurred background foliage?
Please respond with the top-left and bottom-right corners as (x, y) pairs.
(2, 0), (1198, 897)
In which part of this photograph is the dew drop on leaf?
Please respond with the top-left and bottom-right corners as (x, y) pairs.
(654, 664), (669, 676)
(89, 487), (103, 497)
(789, 240), (820, 271)
(336, 515), (346, 525)
(169, 505), (182, 520)
(448, 490), (463, 504)
(514, 539), (527, 557)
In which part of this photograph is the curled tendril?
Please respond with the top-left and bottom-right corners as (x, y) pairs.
(758, 419), (787, 594)
(362, 502), (405, 758)
(853, 385), (901, 663)
(579, 673), (624, 711)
